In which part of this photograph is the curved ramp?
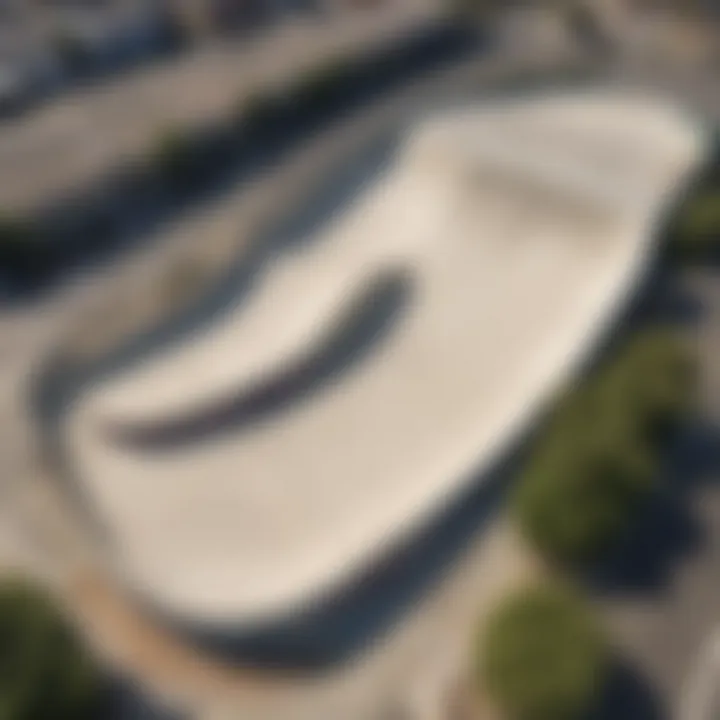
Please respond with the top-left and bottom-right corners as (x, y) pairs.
(65, 89), (706, 626)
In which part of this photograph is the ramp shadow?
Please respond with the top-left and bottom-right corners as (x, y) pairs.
(100, 268), (413, 450)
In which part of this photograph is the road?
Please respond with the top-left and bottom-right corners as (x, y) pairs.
(0, 0), (445, 215)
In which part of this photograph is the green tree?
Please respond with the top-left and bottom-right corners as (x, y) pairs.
(514, 326), (693, 567)
(0, 576), (101, 720)
(601, 328), (695, 444)
(514, 422), (654, 566)
(479, 584), (607, 720)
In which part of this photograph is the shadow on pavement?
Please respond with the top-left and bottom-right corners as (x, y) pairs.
(588, 268), (720, 596)
(589, 418), (720, 595)
(2, 22), (480, 303)
(102, 268), (414, 450)
(101, 676), (187, 720)
(592, 657), (665, 720)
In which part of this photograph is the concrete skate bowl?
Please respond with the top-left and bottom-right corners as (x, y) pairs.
(41, 89), (707, 671)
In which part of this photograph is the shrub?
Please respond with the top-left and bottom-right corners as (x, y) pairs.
(479, 584), (608, 720)
(514, 423), (654, 565)
(601, 328), (695, 444)
(514, 327), (693, 567)
(0, 575), (101, 720)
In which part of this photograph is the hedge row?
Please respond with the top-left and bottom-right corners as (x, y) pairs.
(513, 326), (695, 568)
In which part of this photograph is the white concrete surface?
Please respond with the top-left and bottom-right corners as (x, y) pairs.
(65, 90), (706, 625)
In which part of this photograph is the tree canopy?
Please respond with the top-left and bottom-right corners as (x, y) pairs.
(479, 584), (608, 720)
(513, 327), (693, 566)
(0, 576), (101, 720)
